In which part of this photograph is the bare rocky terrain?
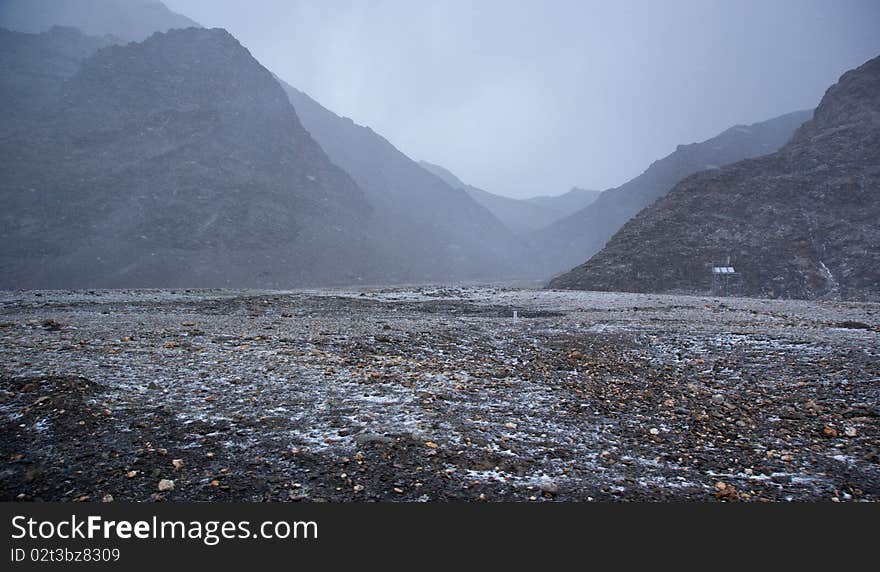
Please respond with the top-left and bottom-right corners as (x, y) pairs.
(1, 286), (878, 502)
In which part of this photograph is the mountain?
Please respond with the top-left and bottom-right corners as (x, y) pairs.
(418, 160), (558, 234)
(550, 55), (880, 301)
(283, 85), (535, 282)
(533, 109), (813, 278)
(0, 27), (377, 289)
(0, 0), (198, 42)
(462, 185), (561, 234)
(0, 26), (115, 130)
(523, 187), (602, 220)
(418, 161), (599, 234)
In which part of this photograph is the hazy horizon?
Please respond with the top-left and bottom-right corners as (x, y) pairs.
(157, 0), (879, 199)
(5, 0), (879, 199)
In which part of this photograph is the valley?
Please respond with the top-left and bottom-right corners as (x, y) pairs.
(2, 286), (877, 501)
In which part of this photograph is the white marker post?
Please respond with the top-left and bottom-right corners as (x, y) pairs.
(513, 310), (518, 324)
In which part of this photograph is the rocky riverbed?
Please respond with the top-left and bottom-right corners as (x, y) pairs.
(1, 286), (878, 502)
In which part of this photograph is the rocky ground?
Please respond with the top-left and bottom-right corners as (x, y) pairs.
(1, 286), (878, 502)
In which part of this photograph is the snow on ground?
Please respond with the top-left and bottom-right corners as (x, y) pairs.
(1, 286), (878, 501)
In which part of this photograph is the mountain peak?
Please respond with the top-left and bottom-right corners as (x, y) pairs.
(549, 53), (880, 300)
(791, 54), (880, 146)
(0, 0), (200, 42)
(0, 25), (373, 288)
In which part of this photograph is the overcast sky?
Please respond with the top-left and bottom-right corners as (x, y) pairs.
(163, 0), (880, 198)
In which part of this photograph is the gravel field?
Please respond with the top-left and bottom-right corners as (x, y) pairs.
(1, 286), (878, 502)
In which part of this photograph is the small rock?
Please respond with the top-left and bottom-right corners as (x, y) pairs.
(424, 441), (439, 449)
(504, 422), (518, 429)
(844, 427), (858, 438)
(649, 428), (660, 435)
(353, 433), (393, 446)
(804, 399), (822, 414)
(714, 481), (739, 501)
(711, 394), (725, 404)
(158, 479), (175, 492)
(41, 319), (64, 331)
(172, 459), (184, 470)
(126, 470), (137, 479)
(539, 478), (559, 496)
(822, 426), (838, 438)
(101, 494), (114, 503)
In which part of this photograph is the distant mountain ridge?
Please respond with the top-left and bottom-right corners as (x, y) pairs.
(533, 109), (814, 278)
(0, 0), (198, 41)
(283, 85), (536, 282)
(0, 5), (541, 286)
(0, 1), (851, 294)
(550, 55), (880, 300)
(418, 161), (600, 234)
(524, 187), (602, 219)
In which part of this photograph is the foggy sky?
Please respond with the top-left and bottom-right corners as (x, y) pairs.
(164, 0), (880, 198)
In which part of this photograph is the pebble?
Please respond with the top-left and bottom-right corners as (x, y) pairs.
(539, 478), (559, 495)
(158, 479), (175, 492)
(353, 433), (394, 446)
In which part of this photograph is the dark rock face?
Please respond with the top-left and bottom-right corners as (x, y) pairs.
(284, 85), (536, 282)
(0, 27), (376, 288)
(550, 55), (880, 301)
(533, 110), (812, 278)
(0, 26), (115, 129)
(0, 0), (199, 42)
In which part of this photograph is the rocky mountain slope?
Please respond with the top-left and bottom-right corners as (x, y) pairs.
(0, 0), (198, 42)
(0, 27), (378, 289)
(284, 85), (536, 282)
(550, 55), (880, 301)
(0, 26), (115, 130)
(418, 161), (599, 234)
(533, 109), (813, 278)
